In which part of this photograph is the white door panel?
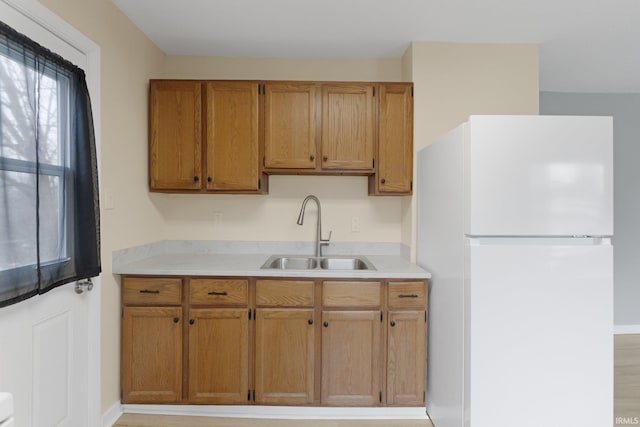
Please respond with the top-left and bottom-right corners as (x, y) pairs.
(467, 239), (613, 427)
(466, 115), (613, 236)
(0, 1), (100, 426)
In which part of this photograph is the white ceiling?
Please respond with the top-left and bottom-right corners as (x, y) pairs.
(112, 0), (640, 93)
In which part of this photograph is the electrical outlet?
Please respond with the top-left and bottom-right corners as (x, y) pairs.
(351, 216), (360, 232)
(212, 212), (223, 226)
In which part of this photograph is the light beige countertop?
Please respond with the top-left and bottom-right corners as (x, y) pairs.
(112, 240), (430, 279)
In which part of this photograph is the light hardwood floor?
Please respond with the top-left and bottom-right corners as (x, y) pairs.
(114, 334), (640, 427)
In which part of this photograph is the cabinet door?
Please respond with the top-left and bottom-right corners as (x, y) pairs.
(387, 310), (426, 406)
(374, 83), (413, 194)
(321, 84), (374, 171)
(264, 82), (318, 169)
(321, 310), (382, 406)
(149, 81), (202, 190)
(255, 309), (315, 404)
(188, 308), (249, 404)
(121, 307), (182, 403)
(205, 81), (260, 191)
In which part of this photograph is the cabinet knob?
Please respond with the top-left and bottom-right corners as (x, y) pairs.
(310, 155), (315, 161)
(323, 155), (328, 162)
(390, 320), (396, 327)
(189, 319), (195, 325)
(323, 321), (329, 328)
(207, 176), (212, 183)
(193, 176), (199, 182)
(308, 319), (314, 325)
(381, 178), (386, 184)
(173, 317), (179, 324)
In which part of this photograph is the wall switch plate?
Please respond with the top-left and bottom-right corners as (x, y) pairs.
(351, 216), (360, 232)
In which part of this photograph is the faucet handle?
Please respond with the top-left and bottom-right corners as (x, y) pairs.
(321, 230), (332, 246)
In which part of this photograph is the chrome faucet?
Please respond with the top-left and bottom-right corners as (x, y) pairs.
(297, 195), (332, 257)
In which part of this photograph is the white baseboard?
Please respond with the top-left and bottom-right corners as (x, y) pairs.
(102, 401), (123, 427)
(122, 404), (428, 420)
(614, 324), (640, 335)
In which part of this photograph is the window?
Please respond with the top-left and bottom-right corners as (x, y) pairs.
(0, 20), (100, 307)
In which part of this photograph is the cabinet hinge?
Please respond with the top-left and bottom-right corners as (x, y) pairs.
(373, 87), (376, 97)
(425, 310), (427, 322)
(248, 390), (251, 401)
(411, 181), (413, 191)
(380, 311), (383, 322)
(249, 308), (252, 320)
(423, 391), (426, 402)
(254, 309), (256, 319)
(411, 86), (414, 97)
(372, 158), (375, 169)
(258, 179), (261, 190)
(379, 391), (382, 403)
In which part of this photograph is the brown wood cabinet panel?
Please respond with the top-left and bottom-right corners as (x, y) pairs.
(321, 310), (382, 406)
(322, 281), (382, 309)
(264, 82), (318, 169)
(189, 278), (248, 306)
(255, 308), (315, 404)
(371, 83), (413, 195)
(255, 279), (315, 307)
(149, 81), (202, 191)
(321, 84), (374, 171)
(187, 308), (249, 404)
(387, 310), (426, 406)
(121, 306), (182, 403)
(388, 281), (427, 309)
(122, 277), (182, 306)
(205, 81), (260, 191)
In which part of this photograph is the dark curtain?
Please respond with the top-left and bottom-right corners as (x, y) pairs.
(0, 20), (100, 308)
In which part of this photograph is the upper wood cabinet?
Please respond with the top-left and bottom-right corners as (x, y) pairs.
(370, 83), (414, 195)
(321, 83), (375, 171)
(149, 80), (265, 194)
(149, 80), (202, 191)
(264, 82), (318, 169)
(205, 81), (261, 191)
(149, 80), (413, 195)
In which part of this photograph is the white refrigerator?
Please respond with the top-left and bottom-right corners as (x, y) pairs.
(416, 115), (613, 427)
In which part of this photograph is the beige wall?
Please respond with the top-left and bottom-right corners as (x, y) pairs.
(33, 1), (539, 415)
(401, 42), (540, 257)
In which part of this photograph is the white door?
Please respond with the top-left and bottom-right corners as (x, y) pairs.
(465, 115), (614, 237)
(0, 1), (101, 426)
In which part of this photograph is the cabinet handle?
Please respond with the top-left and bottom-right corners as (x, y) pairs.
(310, 155), (315, 161)
(173, 317), (179, 324)
(398, 294), (419, 298)
(323, 321), (329, 328)
(208, 291), (228, 296)
(139, 289), (160, 294)
(189, 319), (195, 325)
(323, 155), (328, 162)
(308, 319), (314, 325)
(390, 320), (396, 327)
(381, 178), (386, 184)
(193, 176), (199, 182)
(207, 177), (212, 183)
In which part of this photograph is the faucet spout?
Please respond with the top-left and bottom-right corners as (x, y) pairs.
(296, 195), (330, 257)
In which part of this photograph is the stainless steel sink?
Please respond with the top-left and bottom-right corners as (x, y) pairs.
(261, 255), (376, 271)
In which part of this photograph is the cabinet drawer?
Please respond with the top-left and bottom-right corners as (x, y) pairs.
(388, 281), (427, 309)
(190, 279), (248, 306)
(322, 281), (381, 308)
(256, 280), (315, 307)
(122, 277), (182, 306)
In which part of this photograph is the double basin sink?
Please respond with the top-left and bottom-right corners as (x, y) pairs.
(261, 255), (376, 271)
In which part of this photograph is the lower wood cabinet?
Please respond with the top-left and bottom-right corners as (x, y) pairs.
(120, 275), (427, 407)
(321, 310), (382, 406)
(255, 308), (315, 404)
(188, 308), (249, 404)
(121, 306), (183, 403)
